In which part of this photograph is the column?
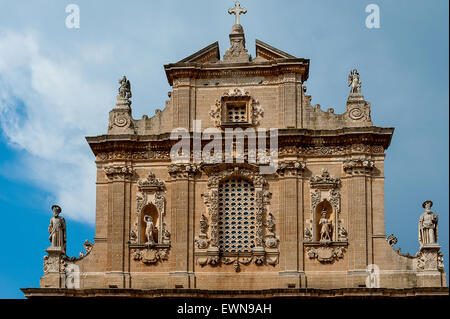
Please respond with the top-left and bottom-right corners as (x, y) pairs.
(168, 164), (199, 288)
(104, 164), (134, 288)
(277, 160), (306, 288)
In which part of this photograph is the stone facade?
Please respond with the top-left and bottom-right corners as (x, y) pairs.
(32, 3), (447, 296)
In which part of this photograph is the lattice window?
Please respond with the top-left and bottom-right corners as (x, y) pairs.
(226, 103), (247, 123)
(218, 179), (256, 253)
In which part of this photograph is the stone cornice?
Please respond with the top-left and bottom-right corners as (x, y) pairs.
(164, 58), (309, 85)
(87, 127), (394, 159)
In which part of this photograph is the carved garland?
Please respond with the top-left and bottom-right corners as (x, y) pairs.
(196, 165), (278, 270)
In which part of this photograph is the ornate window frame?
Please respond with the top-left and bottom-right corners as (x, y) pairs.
(209, 88), (264, 128)
(129, 172), (170, 264)
(195, 164), (278, 271)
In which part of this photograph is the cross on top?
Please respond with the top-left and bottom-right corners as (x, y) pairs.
(228, 1), (247, 25)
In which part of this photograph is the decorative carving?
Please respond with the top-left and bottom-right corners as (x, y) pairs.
(304, 227), (313, 242)
(277, 160), (306, 177)
(132, 247), (169, 264)
(386, 234), (398, 247)
(104, 165), (134, 180)
(78, 240), (93, 259)
(310, 168), (341, 189)
(195, 214), (210, 249)
(306, 244), (346, 263)
(343, 159), (374, 175)
(418, 200), (438, 246)
(338, 224), (348, 242)
(48, 205), (66, 253)
(168, 163), (200, 179)
(138, 172), (165, 191)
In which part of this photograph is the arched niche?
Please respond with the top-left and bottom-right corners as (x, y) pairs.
(141, 204), (159, 244)
(315, 200), (334, 242)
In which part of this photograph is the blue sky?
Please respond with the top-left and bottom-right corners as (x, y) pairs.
(0, 0), (448, 298)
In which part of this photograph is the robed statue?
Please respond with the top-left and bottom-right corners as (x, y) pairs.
(48, 205), (66, 253)
(419, 200), (438, 245)
(118, 76), (132, 99)
(347, 69), (362, 94)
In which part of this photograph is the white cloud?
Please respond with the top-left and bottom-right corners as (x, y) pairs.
(0, 30), (113, 224)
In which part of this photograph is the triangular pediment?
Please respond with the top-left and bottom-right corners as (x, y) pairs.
(178, 41), (220, 64)
(255, 39), (296, 61)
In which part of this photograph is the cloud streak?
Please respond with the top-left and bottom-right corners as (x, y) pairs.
(0, 30), (112, 223)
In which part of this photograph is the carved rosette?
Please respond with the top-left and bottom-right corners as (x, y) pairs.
(343, 159), (374, 175)
(209, 88), (264, 128)
(104, 164), (134, 181)
(130, 172), (170, 264)
(196, 165), (278, 269)
(168, 163), (200, 179)
(277, 160), (306, 177)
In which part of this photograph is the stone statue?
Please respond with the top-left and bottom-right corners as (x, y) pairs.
(144, 215), (156, 244)
(319, 208), (332, 242)
(347, 69), (361, 94)
(48, 205), (66, 253)
(418, 200), (438, 246)
(118, 76), (132, 99)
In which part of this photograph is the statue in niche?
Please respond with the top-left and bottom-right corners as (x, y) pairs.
(319, 208), (332, 242)
(48, 205), (66, 253)
(347, 69), (361, 94)
(144, 215), (157, 245)
(118, 76), (132, 99)
(418, 200), (438, 245)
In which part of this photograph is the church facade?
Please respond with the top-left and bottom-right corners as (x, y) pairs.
(24, 2), (447, 298)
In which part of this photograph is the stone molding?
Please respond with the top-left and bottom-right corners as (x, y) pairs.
(343, 158), (375, 175)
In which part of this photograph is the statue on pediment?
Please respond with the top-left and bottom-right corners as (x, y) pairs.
(347, 69), (361, 94)
(118, 76), (132, 100)
(48, 205), (66, 253)
(419, 200), (438, 246)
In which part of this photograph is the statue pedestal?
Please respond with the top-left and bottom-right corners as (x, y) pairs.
(40, 247), (66, 288)
(416, 244), (445, 287)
